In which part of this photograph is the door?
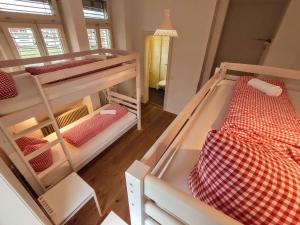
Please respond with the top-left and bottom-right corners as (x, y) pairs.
(146, 35), (170, 107)
(213, 0), (289, 70)
(148, 36), (170, 89)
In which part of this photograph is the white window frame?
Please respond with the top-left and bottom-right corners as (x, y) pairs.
(85, 1), (113, 49)
(1, 22), (46, 59)
(86, 23), (113, 49)
(38, 23), (69, 55)
(86, 26), (100, 50)
(0, 0), (61, 23)
(1, 22), (69, 59)
(83, 0), (109, 22)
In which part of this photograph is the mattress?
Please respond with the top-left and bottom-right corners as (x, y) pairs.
(40, 107), (137, 187)
(161, 79), (300, 194)
(0, 74), (41, 115)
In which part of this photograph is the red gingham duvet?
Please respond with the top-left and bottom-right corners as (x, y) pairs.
(63, 104), (128, 147)
(189, 77), (300, 224)
(222, 76), (300, 163)
(189, 130), (300, 225)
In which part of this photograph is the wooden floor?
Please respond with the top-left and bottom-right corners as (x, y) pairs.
(66, 103), (176, 225)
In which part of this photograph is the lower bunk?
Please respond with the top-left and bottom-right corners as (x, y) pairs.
(12, 103), (137, 188)
(125, 63), (300, 225)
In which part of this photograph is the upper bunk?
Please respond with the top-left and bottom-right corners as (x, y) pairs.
(0, 48), (139, 127)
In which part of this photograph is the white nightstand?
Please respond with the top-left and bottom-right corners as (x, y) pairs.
(38, 172), (101, 225)
(101, 212), (128, 225)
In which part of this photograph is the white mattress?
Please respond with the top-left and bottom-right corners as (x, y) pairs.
(0, 74), (41, 115)
(161, 79), (300, 194)
(40, 107), (137, 187)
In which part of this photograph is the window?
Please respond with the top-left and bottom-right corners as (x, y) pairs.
(0, 0), (53, 15)
(99, 28), (111, 48)
(40, 28), (64, 55)
(8, 27), (41, 58)
(87, 28), (98, 49)
(2, 23), (68, 59)
(82, 0), (107, 20)
(86, 27), (112, 50)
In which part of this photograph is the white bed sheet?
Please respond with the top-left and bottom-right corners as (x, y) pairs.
(161, 79), (300, 194)
(0, 74), (41, 115)
(41, 108), (137, 187)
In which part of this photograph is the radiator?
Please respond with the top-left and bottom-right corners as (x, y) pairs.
(41, 105), (89, 136)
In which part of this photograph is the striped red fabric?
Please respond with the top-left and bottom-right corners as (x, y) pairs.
(189, 130), (300, 225)
(0, 70), (17, 99)
(16, 136), (53, 172)
(63, 104), (128, 147)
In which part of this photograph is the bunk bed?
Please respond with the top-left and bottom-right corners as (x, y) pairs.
(0, 48), (142, 195)
(125, 63), (300, 225)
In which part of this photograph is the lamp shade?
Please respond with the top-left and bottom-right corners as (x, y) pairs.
(154, 9), (178, 37)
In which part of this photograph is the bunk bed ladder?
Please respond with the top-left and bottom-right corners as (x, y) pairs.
(33, 76), (75, 175)
(0, 122), (48, 192)
(0, 75), (78, 192)
(0, 112), (74, 192)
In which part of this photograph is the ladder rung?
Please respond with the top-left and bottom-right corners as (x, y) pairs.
(13, 120), (53, 140)
(25, 139), (60, 161)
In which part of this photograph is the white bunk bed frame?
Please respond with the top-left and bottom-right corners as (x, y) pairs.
(125, 63), (300, 225)
(0, 48), (142, 195)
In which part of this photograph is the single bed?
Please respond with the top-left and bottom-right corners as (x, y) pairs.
(161, 79), (300, 194)
(125, 63), (300, 225)
(40, 104), (137, 187)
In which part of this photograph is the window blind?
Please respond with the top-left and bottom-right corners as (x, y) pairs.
(8, 27), (41, 58)
(87, 28), (98, 50)
(82, 0), (107, 19)
(41, 28), (64, 55)
(0, 0), (53, 15)
(99, 28), (111, 48)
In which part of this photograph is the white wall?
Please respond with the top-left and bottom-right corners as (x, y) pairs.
(58, 0), (89, 52)
(263, 0), (300, 70)
(214, 0), (287, 69)
(111, 0), (217, 114)
(263, 0), (300, 89)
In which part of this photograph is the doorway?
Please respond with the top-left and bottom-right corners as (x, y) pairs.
(145, 35), (170, 107)
(212, 0), (289, 74)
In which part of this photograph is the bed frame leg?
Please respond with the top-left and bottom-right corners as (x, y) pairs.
(125, 160), (150, 225)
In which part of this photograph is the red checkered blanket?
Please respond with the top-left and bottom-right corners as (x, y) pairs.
(188, 77), (300, 224)
(222, 76), (300, 163)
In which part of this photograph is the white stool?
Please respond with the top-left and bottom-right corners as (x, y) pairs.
(38, 172), (101, 225)
(101, 212), (128, 225)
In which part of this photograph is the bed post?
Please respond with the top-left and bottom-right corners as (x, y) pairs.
(136, 54), (142, 130)
(220, 62), (228, 77)
(125, 160), (150, 225)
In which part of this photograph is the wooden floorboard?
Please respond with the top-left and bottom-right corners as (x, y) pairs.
(66, 103), (176, 225)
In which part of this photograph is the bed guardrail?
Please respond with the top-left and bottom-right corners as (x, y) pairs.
(141, 66), (226, 169)
(125, 66), (227, 225)
(0, 48), (131, 69)
(144, 175), (242, 225)
(108, 90), (139, 115)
